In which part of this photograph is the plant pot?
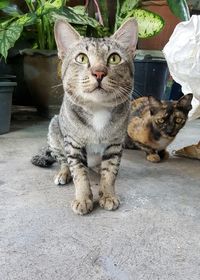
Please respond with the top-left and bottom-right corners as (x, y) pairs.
(20, 49), (64, 117)
(0, 58), (13, 76)
(0, 53), (35, 107)
(133, 50), (169, 100)
(0, 78), (17, 134)
(138, 0), (181, 50)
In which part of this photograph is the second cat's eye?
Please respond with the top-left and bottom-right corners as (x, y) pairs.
(108, 53), (121, 65)
(157, 118), (165, 124)
(75, 53), (89, 64)
(176, 117), (183, 124)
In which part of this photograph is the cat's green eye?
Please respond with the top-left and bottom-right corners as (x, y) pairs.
(176, 117), (183, 124)
(76, 53), (89, 64)
(108, 53), (121, 65)
(157, 118), (165, 124)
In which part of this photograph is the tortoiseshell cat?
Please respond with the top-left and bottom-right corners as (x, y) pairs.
(31, 18), (138, 215)
(127, 94), (193, 162)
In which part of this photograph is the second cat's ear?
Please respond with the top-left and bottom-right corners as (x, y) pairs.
(148, 96), (162, 115)
(54, 19), (81, 60)
(112, 18), (138, 55)
(177, 93), (193, 112)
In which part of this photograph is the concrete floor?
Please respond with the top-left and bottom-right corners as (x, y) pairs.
(0, 117), (200, 280)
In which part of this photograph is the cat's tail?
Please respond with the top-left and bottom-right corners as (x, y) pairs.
(123, 134), (140, 150)
(31, 147), (56, 167)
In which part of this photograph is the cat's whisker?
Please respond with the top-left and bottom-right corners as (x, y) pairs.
(113, 92), (118, 108)
(74, 93), (80, 105)
(51, 83), (63, 89)
(118, 87), (129, 94)
(119, 86), (131, 94)
(107, 80), (118, 86)
(115, 91), (127, 105)
(118, 88), (130, 98)
(132, 87), (144, 98)
(119, 84), (132, 92)
(119, 89), (130, 100)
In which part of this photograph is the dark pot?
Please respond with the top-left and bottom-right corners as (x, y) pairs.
(0, 78), (17, 134)
(0, 55), (34, 107)
(21, 49), (64, 117)
(133, 50), (169, 100)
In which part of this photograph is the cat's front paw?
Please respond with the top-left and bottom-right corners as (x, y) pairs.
(54, 167), (72, 185)
(158, 150), (169, 160)
(99, 194), (120, 210)
(71, 198), (93, 215)
(146, 153), (160, 163)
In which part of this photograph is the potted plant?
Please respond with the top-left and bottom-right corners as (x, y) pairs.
(0, 0), (106, 116)
(0, 0), (190, 114)
(112, 0), (190, 100)
(138, 0), (190, 50)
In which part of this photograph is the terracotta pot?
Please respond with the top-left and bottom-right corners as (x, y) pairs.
(138, 0), (181, 50)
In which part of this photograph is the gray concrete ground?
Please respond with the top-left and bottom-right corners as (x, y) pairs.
(0, 117), (200, 280)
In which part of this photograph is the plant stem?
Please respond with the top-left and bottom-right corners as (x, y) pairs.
(25, 0), (35, 12)
(36, 19), (45, 49)
(114, 0), (120, 32)
(44, 16), (54, 50)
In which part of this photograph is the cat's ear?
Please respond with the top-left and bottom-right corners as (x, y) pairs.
(148, 96), (162, 115)
(177, 94), (193, 112)
(54, 19), (81, 60)
(112, 18), (138, 55)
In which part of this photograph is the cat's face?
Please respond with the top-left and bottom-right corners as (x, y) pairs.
(149, 94), (193, 137)
(54, 19), (138, 107)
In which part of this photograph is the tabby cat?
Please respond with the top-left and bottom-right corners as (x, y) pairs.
(31, 18), (138, 215)
(127, 94), (193, 162)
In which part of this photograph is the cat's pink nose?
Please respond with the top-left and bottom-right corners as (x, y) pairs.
(91, 66), (107, 82)
(93, 71), (106, 81)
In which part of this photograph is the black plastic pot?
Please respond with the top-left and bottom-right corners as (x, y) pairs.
(0, 76), (17, 134)
(133, 50), (169, 100)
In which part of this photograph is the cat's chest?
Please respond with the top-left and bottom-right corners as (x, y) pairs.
(91, 109), (111, 131)
(156, 137), (171, 149)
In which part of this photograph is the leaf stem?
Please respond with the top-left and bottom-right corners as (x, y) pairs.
(25, 0), (35, 12)
(114, 0), (120, 32)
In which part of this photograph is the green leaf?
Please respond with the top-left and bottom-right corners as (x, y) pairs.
(119, 0), (140, 16)
(167, 0), (190, 21)
(119, 9), (165, 38)
(0, 0), (9, 9)
(0, 17), (15, 28)
(0, 14), (36, 59)
(50, 0), (66, 9)
(71, 5), (86, 15)
(17, 13), (36, 26)
(35, 0), (67, 16)
(54, 7), (109, 37)
(36, 3), (57, 16)
(2, 4), (23, 17)
(57, 7), (100, 28)
(0, 20), (23, 59)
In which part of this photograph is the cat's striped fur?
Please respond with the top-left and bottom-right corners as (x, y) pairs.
(32, 18), (138, 214)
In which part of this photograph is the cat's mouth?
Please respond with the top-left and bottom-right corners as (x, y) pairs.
(163, 132), (175, 138)
(167, 133), (176, 137)
(91, 85), (106, 93)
